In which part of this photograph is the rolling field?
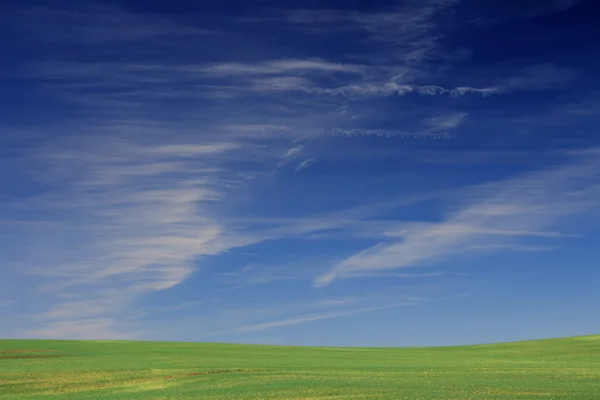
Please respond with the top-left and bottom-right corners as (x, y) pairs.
(1, 335), (599, 399)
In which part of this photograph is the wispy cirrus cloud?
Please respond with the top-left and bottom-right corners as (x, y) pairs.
(199, 293), (468, 337)
(14, 124), (445, 337)
(201, 59), (363, 76)
(344, 272), (445, 279)
(316, 149), (600, 286)
(242, 64), (574, 99)
(308, 128), (452, 140)
(14, 136), (241, 332)
(295, 159), (316, 171)
(199, 302), (419, 337)
(272, 0), (461, 65)
(279, 145), (305, 166)
(425, 112), (468, 132)
(315, 299), (360, 308)
(213, 263), (305, 292)
(274, 83), (501, 98)
(19, 3), (571, 115)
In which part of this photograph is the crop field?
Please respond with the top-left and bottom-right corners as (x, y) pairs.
(1, 335), (599, 399)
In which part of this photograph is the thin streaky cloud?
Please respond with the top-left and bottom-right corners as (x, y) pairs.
(383, 225), (579, 239)
(215, 277), (300, 293)
(295, 158), (316, 171)
(316, 299), (359, 307)
(316, 149), (600, 286)
(280, 145), (304, 161)
(272, 0), (461, 66)
(462, 244), (561, 253)
(144, 143), (241, 157)
(309, 128), (452, 140)
(199, 302), (418, 337)
(345, 272), (445, 279)
(425, 112), (468, 132)
(201, 59), (363, 76)
(258, 82), (501, 98)
(199, 293), (469, 337)
(13, 133), (257, 333)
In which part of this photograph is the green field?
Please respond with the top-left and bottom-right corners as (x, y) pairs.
(1, 335), (599, 399)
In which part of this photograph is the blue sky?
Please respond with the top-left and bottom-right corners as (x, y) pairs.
(1, 0), (600, 346)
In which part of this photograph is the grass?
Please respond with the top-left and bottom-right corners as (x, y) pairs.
(1, 335), (599, 399)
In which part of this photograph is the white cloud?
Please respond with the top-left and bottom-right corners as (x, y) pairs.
(202, 59), (362, 76)
(425, 112), (468, 132)
(279, 0), (461, 65)
(199, 293), (468, 337)
(19, 4), (567, 115)
(316, 299), (358, 307)
(210, 66), (570, 99)
(17, 126), (437, 334)
(278, 145), (306, 168)
(216, 276), (299, 292)
(309, 128), (452, 140)
(316, 148), (600, 286)
(10, 133), (252, 331)
(259, 82), (501, 98)
(144, 143), (241, 157)
(345, 272), (445, 279)
(266, 65), (573, 100)
(281, 145), (304, 161)
(383, 224), (576, 239)
(295, 158), (316, 171)
(200, 301), (418, 336)
(213, 262), (307, 292)
(251, 76), (314, 91)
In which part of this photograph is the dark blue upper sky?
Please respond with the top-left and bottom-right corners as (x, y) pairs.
(1, 0), (599, 345)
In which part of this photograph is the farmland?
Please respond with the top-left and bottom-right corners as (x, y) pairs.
(1, 335), (599, 399)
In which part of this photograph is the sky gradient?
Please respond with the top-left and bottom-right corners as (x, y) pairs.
(1, 0), (599, 346)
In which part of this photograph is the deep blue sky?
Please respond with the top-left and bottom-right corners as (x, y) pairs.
(1, 0), (600, 346)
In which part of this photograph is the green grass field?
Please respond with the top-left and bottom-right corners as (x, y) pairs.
(1, 335), (599, 399)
